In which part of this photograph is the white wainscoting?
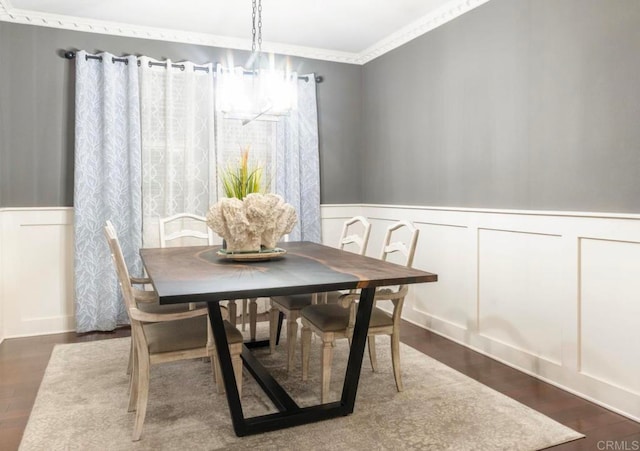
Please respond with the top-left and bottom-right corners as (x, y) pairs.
(321, 204), (640, 422)
(0, 208), (75, 342)
(2, 204), (639, 422)
(0, 211), (3, 344)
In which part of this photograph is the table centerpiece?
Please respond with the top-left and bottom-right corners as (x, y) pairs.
(206, 146), (297, 255)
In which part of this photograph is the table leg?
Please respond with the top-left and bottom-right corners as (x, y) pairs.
(341, 287), (375, 411)
(207, 302), (246, 436)
(209, 287), (375, 437)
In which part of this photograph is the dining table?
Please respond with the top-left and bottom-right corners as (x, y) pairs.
(140, 240), (438, 437)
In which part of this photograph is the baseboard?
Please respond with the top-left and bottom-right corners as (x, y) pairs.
(402, 316), (640, 423)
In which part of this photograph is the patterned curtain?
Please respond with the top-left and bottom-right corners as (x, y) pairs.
(139, 58), (216, 247)
(74, 51), (142, 332)
(275, 75), (321, 242)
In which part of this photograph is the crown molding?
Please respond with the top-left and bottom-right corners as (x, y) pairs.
(0, 0), (491, 66)
(355, 0), (492, 64)
(0, 0), (359, 64)
(0, 0), (9, 17)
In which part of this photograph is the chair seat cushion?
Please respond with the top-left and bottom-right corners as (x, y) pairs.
(272, 291), (343, 310)
(144, 315), (208, 354)
(223, 320), (244, 344)
(301, 305), (393, 332)
(370, 308), (393, 328)
(144, 316), (243, 354)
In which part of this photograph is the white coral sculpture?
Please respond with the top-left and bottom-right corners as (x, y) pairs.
(206, 193), (297, 252)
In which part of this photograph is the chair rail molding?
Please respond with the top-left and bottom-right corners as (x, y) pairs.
(321, 203), (640, 423)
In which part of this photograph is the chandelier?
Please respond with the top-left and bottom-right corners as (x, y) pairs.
(215, 0), (298, 123)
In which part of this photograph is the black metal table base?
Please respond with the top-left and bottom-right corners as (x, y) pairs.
(207, 287), (376, 437)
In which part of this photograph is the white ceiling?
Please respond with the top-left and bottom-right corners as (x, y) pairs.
(0, 0), (490, 64)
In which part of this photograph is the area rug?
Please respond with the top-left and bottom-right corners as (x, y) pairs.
(20, 327), (582, 450)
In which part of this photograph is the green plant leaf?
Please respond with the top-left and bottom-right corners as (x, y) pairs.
(220, 145), (265, 199)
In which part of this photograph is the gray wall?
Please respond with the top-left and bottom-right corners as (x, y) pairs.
(362, 0), (640, 212)
(0, 22), (363, 207)
(4, 0), (640, 212)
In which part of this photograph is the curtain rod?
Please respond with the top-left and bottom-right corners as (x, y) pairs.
(63, 51), (323, 83)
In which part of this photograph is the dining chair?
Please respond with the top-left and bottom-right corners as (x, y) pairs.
(268, 216), (371, 372)
(158, 212), (215, 247)
(159, 212), (258, 334)
(300, 220), (419, 403)
(107, 220), (192, 383)
(105, 220), (188, 377)
(105, 223), (244, 441)
(159, 213), (215, 311)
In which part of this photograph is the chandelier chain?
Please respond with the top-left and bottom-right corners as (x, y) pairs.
(251, 0), (257, 53)
(257, 0), (262, 52)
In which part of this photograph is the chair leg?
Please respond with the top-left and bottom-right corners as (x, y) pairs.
(301, 325), (312, 381)
(249, 298), (258, 341)
(368, 335), (378, 372)
(286, 317), (298, 373)
(321, 338), (334, 404)
(213, 352), (225, 394)
(276, 311), (284, 345)
(127, 347), (139, 412)
(210, 347), (218, 384)
(241, 299), (247, 331)
(211, 344), (243, 397)
(127, 338), (133, 376)
(227, 300), (237, 327)
(391, 332), (403, 392)
(269, 306), (279, 353)
(132, 355), (150, 441)
(232, 345), (243, 398)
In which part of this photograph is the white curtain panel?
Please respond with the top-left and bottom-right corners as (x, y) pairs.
(139, 57), (216, 247)
(74, 51), (142, 333)
(275, 75), (321, 242)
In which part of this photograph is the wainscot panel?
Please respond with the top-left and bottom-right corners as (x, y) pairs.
(0, 208), (75, 339)
(321, 204), (640, 422)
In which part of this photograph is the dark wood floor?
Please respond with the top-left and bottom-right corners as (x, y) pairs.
(1, 321), (639, 450)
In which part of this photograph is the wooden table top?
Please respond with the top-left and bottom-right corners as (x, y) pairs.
(140, 241), (438, 304)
